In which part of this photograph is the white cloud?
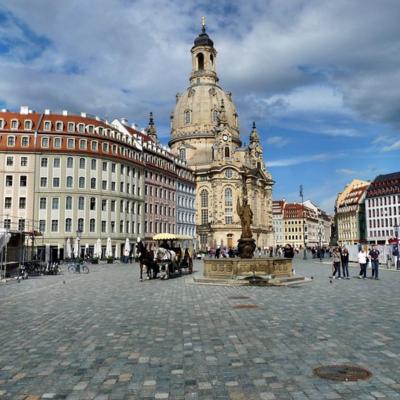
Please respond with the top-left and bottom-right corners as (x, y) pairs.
(336, 168), (357, 175)
(383, 140), (400, 152)
(266, 136), (290, 147)
(266, 152), (343, 167)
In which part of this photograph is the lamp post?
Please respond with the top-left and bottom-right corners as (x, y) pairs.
(299, 185), (307, 260)
(76, 229), (81, 260)
(394, 223), (400, 270)
(318, 225), (323, 262)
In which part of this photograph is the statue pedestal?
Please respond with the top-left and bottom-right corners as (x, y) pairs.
(237, 238), (256, 259)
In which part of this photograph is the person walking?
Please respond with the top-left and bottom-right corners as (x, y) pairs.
(332, 248), (341, 279)
(369, 246), (380, 279)
(341, 247), (350, 279)
(358, 247), (368, 279)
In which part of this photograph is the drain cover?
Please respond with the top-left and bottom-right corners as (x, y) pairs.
(232, 304), (258, 309)
(228, 296), (250, 300)
(313, 365), (372, 381)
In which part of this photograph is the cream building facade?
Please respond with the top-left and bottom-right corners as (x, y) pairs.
(169, 22), (274, 250)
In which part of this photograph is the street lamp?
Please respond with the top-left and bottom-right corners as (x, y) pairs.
(318, 225), (323, 262)
(394, 223), (400, 270)
(299, 185), (307, 260)
(76, 229), (81, 260)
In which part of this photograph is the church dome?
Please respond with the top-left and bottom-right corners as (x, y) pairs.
(193, 26), (214, 48)
(170, 84), (239, 141)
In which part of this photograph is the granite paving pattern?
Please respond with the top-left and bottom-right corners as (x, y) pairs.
(1, 259), (400, 399)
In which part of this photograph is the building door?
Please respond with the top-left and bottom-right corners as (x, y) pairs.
(227, 234), (233, 248)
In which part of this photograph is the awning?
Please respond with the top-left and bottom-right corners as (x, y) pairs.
(152, 233), (193, 241)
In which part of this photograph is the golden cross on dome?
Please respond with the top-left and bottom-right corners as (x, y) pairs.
(201, 16), (206, 30)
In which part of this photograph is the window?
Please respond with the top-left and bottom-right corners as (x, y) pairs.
(54, 137), (62, 148)
(111, 182), (116, 191)
(56, 121), (63, 131)
(102, 142), (109, 152)
(53, 158), (60, 168)
(44, 121), (51, 131)
(224, 188), (233, 224)
(101, 221), (106, 233)
(212, 109), (219, 122)
(79, 177), (85, 188)
(120, 220), (124, 233)
(66, 196), (72, 210)
(20, 176), (27, 187)
(196, 52), (204, 70)
(79, 158), (85, 169)
(40, 177), (47, 187)
(51, 220), (59, 232)
(120, 182), (124, 192)
(91, 159), (97, 170)
(90, 197), (96, 210)
(19, 197), (26, 209)
(101, 199), (107, 211)
(67, 157), (73, 168)
(6, 156), (13, 166)
(67, 138), (75, 149)
(5, 175), (13, 186)
(91, 141), (98, 151)
(102, 162), (107, 171)
(78, 197), (84, 210)
(111, 221), (115, 233)
(66, 176), (73, 188)
(77, 218), (84, 232)
(4, 197), (11, 208)
(41, 137), (49, 147)
(0, 119), (4, 128)
(39, 198), (47, 209)
(224, 147), (230, 158)
(3, 219), (11, 229)
(111, 163), (116, 173)
(179, 148), (186, 161)
(90, 178), (96, 189)
(80, 139), (87, 150)
(67, 122), (75, 132)
(102, 180), (107, 190)
(111, 200), (116, 212)
(78, 124), (85, 133)
(7, 136), (15, 146)
(53, 177), (60, 187)
(18, 219), (25, 231)
(65, 218), (72, 232)
(89, 218), (96, 232)
(41, 158), (48, 167)
(21, 136), (29, 147)
(20, 157), (28, 166)
(200, 189), (209, 224)
(52, 198), (59, 209)
(39, 220), (46, 232)
(11, 119), (18, 129)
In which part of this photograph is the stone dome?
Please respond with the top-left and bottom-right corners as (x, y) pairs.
(170, 83), (240, 140)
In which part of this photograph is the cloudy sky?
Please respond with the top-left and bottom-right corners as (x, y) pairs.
(1, 0), (399, 212)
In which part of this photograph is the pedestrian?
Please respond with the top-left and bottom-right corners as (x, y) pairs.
(358, 247), (368, 279)
(340, 247), (350, 279)
(215, 247), (221, 259)
(369, 245), (380, 280)
(332, 248), (341, 279)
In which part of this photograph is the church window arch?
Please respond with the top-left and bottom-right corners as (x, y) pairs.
(200, 189), (209, 225)
(196, 53), (204, 70)
(210, 54), (214, 65)
(225, 187), (233, 224)
(184, 109), (191, 125)
(179, 147), (186, 161)
(224, 146), (230, 158)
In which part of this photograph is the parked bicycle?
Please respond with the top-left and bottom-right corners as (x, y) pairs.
(67, 261), (89, 274)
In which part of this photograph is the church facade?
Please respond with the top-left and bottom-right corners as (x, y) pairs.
(169, 23), (274, 250)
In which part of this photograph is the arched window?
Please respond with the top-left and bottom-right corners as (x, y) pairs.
(66, 176), (73, 188)
(65, 218), (72, 232)
(225, 188), (233, 224)
(90, 177), (96, 189)
(179, 148), (186, 161)
(79, 177), (85, 188)
(200, 189), (209, 225)
(77, 218), (84, 232)
(66, 196), (72, 210)
(224, 146), (230, 158)
(210, 54), (214, 65)
(197, 53), (204, 70)
(79, 158), (85, 169)
(89, 218), (96, 232)
(184, 110), (191, 125)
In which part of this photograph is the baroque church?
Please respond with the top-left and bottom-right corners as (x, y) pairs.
(169, 21), (274, 250)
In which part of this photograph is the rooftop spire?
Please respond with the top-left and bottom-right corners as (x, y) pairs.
(146, 111), (158, 142)
(201, 16), (206, 32)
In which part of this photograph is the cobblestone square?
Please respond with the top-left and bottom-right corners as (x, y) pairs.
(1, 259), (400, 399)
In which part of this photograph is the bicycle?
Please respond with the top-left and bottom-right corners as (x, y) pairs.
(67, 261), (89, 274)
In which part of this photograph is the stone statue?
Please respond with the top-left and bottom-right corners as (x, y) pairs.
(237, 197), (253, 239)
(237, 176), (256, 258)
